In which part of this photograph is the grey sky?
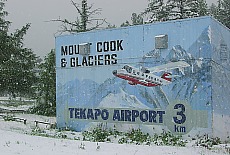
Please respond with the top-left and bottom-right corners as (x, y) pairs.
(5, 0), (217, 58)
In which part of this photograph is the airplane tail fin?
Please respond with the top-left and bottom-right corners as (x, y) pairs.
(161, 72), (172, 82)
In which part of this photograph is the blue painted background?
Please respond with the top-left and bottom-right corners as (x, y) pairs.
(56, 16), (230, 139)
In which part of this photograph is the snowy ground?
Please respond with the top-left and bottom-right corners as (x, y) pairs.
(0, 100), (229, 155)
(1, 115), (229, 155)
(1, 129), (229, 155)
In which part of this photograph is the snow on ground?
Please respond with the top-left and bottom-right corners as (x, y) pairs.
(0, 100), (229, 155)
(0, 128), (228, 155)
(0, 116), (229, 155)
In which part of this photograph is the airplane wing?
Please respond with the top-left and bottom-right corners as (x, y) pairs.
(148, 61), (190, 73)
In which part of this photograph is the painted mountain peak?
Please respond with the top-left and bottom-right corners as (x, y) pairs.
(57, 27), (213, 110)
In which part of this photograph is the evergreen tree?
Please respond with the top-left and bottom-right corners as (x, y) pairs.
(3, 24), (37, 97)
(31, 50), (56, 116)
(0, 0), (37, 97)
(131, 13), (143, 25)
(209, 0), (221, 19)
(120, 13), (143, 27)
(209, 3), (218, 18)
(166, 0), (200, 20)
(210, 0), (230, 29)
(219, 0), (230, 29)
(143, 0), (208, 22)
(196, 0), (209, 16)
(0, 0), (10, 31)
(0, 0), (11, 66)
(143, 0), (169, 22)
(120, 20), (130, 27)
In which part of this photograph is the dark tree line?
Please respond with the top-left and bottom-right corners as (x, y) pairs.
(121, 0), (229, 29)
(142, 0), (229, 28)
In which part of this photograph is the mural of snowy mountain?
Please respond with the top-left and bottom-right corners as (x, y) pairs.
(57, 76), (167, 109)
(99, 89), (150, 109)
(58, 38), (212, 112)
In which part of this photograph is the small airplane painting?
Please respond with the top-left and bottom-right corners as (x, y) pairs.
(112, 61), (190, 87)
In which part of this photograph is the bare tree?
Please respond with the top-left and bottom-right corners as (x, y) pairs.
(52, 0), (105, 33)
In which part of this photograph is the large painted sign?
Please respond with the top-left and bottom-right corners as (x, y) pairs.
(56, 17), (230, 138)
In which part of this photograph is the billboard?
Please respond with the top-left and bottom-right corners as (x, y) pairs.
(56, 16), (230, 138)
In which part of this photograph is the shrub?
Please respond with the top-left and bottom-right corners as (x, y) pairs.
(195, 134), (221, 149)
(3, 114), (16, 121)
(82, 125), (111, 142)
(81, 125), (186, 147)
(118, 129), (151, 145)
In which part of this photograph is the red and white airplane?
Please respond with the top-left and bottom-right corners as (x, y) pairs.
(112, 61), (190, 87)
